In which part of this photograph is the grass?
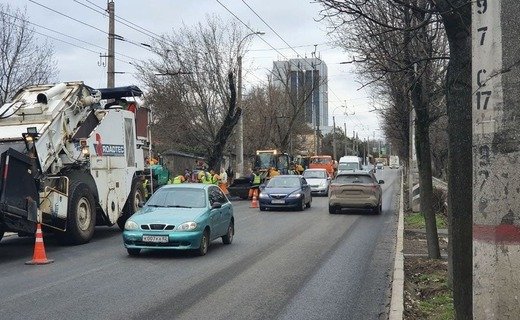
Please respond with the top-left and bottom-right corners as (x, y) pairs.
(405, 212), (447, 229)
(416, 270), (454, 319)
(404, 258), (454, 320)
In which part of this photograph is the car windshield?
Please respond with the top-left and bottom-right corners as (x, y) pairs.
(338, 162), (359, 170)
(267, 177), (300, 188)
(303, 171), (327, 179)
(146, 188), (206, 208)
(335, 175), (374, 184)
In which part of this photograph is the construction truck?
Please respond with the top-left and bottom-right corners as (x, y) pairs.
(0, 82), (149, 244)
(228, 149), (292, 199)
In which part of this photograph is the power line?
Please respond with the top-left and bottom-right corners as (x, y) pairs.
(29, 0), (106, 34)
(74, 0), (164, 43)
(215, 0), (289, 61)
(1, 10), (136, 62)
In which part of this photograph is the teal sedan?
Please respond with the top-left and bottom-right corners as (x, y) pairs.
(122, 183), (234, 256)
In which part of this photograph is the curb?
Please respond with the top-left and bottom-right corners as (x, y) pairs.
(389, 170), (405, 319)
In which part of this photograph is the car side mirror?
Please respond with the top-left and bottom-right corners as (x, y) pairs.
(211, 202), (222, 209)
(378, 180), (385, 184)
(138, 201), (145, 208)
(259, 184), (266, 191)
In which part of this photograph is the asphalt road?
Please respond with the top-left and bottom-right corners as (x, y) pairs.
(0, 168), (400, 320)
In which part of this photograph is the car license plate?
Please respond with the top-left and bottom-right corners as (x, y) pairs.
(142, 235), (168, 243)
(271, 199), (285, 204)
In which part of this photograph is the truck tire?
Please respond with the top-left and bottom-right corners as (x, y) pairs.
(0, 225), (4, 242)
(117, 178), (146, 231)
(59, 181), (96, 245)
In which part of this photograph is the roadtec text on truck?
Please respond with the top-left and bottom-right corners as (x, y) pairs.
(0, 82), (149, 244)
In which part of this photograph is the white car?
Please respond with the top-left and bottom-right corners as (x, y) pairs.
(303, 168), (330, 196)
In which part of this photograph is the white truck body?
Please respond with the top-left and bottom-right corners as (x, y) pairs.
(0, 82), (149, 244)
(337, 156), (363, 172)
(389, 155), (400, 169)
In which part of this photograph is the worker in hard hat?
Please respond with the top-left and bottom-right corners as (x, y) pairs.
(248, 168), (262, 199)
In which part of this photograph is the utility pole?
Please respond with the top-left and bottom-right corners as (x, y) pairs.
(332, 116), (337, 161)
(236, 54), (244, 178)
(473, 1), (520, 317)
(344, 122), (347, 155)
(353, 130), (356, 155)
(235, 31), (263, 178)
(106, 0), (115, 88)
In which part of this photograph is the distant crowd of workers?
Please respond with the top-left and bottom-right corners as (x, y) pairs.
(141, 160), (306, 200)
(142, 167), (230, 199)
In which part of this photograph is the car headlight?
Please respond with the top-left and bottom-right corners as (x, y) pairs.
(124, 220), (138, 230)
(259, 192), (269, 199)
(176, 221), (197, 231)
(288, 193), (302, 198)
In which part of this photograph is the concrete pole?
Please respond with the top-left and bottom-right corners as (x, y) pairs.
(344, 122), (347, 155)
(332, 116), (337, 161)
(473, 1), (520, 317)
(236, 55), (244, 178)
(107, 1), (115, 88)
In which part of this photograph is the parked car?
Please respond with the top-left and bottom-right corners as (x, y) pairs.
(328, 171), (384, 214)
(122, 184), (234, 256)
(376, 162), (384, 170)
(303, 168), (330, 196)
(258, 175), (312, 211)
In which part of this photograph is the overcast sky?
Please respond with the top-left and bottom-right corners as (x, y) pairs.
(5, 0), (382, 140)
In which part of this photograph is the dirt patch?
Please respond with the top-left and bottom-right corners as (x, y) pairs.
(403, 232), (454, 319)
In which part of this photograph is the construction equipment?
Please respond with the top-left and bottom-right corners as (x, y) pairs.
(254, 149), (291, 178)
(0, 82), (149, 244)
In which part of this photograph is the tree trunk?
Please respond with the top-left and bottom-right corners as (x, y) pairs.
(414, 100), (441, 259)
(207, 72), (240, 170)
(438, 0), (472, 318)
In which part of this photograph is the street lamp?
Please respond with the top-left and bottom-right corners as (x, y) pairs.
(236, 31), (264, 178)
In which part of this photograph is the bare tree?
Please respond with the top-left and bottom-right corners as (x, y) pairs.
(135, 15), (248, 170)
(0, 5), (57, 105)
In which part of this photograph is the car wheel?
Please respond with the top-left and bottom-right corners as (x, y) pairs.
(260, 205), (266, 211)
(127, 248), (141, 256)
(328, 205), (336, 214)
(298, 199), (305, 211)
(222, 221), (234, 245)
(306, 197), (311, 208)
(197, 229), (210, 256)
(374, 203), (382, 215)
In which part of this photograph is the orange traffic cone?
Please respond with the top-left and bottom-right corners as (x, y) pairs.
(250, 194), (259, 208)
(25, 223), (54, 265)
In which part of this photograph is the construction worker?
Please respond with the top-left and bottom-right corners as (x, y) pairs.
(295, 162), (304, 175)
(170, 173), (185, 184)
(197, 169), (206, 183)
(268, 167), (280, 178)
(219, 167), (229, 195)
(203, 169), (213, 184)
(209, 169), (220, 185)
(184, 168), (192, 183)
(248, 168), (262, 199)
(142, 176), (149, 199)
